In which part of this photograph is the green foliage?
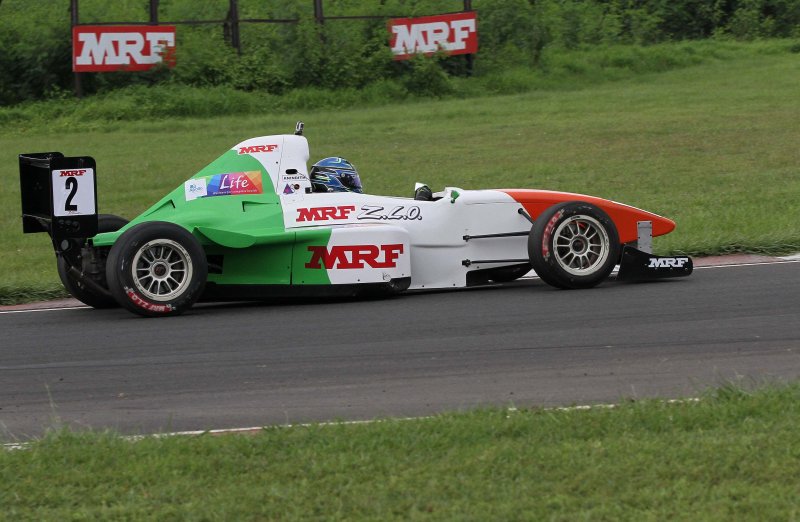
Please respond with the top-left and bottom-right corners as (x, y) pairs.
(1, 0), (799, 106)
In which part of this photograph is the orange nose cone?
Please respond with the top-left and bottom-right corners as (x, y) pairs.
(499, 189), (677, 244)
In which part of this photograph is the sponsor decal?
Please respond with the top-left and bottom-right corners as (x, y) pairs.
(58, 169), (87, 177)
(296, 205), (356, 222)
(648, 257), (690, 268)
(207, 171), (262, 196)
(124, 287), (174, 313)
(305, 244), (404, 269)
(389, 12), (477, 60)
(73, 25), (176, 72)
(185, 171), (262, 201)
(283, 184), (295, 195)
(358, 205), (422, 221)
(184, 178), (208, 201)
(294, 204), (422, 222)
(238, 144), (278, 155)
(541, 209), (564, 261)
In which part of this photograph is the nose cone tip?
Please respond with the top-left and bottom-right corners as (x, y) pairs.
(652, 215), (676, 236)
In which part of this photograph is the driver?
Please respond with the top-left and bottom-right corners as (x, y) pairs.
(309, 157), (363, 193)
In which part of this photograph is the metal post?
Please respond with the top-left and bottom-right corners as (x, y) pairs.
(149, 0), (159, 24)
(225, 0), (242, 54)
(70, 0), (83, 98)
(314, 0), (324, 24)
(464, 0), (474, 76)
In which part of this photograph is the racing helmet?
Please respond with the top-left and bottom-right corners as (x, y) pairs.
(309, 157), (363, 193)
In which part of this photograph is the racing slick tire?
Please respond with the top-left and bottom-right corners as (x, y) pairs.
(528, 202), (620, 289)
(106, 222), (207, 317)
(56, 214), (129, 309)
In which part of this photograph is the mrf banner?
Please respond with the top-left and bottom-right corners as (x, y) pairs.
(388, 11), (477, 60)
(73, 25), (176, 72)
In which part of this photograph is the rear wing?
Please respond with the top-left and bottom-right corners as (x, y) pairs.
(19, 152), (98, 247)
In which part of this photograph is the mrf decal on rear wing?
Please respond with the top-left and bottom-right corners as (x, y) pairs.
(19, 152), (98, 249)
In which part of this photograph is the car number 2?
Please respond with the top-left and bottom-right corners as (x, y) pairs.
(64, 177), (79, 212)
(52, 168), (95, 217)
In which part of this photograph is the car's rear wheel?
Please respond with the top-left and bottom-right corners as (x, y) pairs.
(528, 202), (620, 289)
(106, 222), (207, 317)
(56, 214), (129, 308)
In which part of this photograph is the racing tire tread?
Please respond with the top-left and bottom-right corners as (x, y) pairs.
(105, 221), (208, 317)
(528, 202), (620, 290)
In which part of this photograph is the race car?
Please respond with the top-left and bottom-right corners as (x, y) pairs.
(19, 122), (692, 317)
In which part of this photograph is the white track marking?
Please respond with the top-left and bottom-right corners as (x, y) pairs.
(3, 398), (702, 451)
(694, 259), (800, 270)
(0, 306), (89, 315)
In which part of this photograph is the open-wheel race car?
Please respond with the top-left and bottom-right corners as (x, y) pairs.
(19, 123), (692, 317)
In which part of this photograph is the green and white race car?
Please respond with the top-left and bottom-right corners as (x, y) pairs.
(19, 123), (691, 317)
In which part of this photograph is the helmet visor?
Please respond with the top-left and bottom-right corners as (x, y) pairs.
(340, 171), (362, 192)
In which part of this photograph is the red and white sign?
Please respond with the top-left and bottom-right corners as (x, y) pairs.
(73, 25), (176, 72)
(389, 12), (477, 60)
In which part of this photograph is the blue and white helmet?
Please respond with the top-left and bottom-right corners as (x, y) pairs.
(309, 157), (363, 193)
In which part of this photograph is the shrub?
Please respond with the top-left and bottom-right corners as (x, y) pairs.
(2, 0), (800, 105)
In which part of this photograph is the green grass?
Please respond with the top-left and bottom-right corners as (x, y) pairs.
(2, 41), (799, 303)
(3, 383), (800, 520)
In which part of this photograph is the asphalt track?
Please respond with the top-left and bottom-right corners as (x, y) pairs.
(2, 261), (799, 439)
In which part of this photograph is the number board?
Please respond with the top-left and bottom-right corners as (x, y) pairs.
(49, 156), (98, 240)
(52, 167), (96, 217)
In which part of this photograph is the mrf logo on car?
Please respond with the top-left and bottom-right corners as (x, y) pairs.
(297, 206), (356, 222)
(389, 11), (477, 60)
(306, 244), (404, 269)
(73, 26), (176, 72)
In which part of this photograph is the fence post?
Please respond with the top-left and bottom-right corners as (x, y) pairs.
(464, 0), (474, 76)
(313, 0), (324, 24)
(225, 0), (241, 54)
(149, 0), (159, 24)
(71, 0), (83, 98)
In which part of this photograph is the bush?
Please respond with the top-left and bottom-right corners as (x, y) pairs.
(1, 0), (800, 106)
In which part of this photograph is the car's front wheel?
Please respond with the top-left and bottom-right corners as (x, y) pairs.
(106, 222), (207, 317)
(528, 202), (620, 289)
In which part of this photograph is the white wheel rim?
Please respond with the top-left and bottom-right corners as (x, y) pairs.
(552, 215), (610, 276)
(132, 239), (193, 301)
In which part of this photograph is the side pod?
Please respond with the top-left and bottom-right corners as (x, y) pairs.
(617, 246), (693, 282)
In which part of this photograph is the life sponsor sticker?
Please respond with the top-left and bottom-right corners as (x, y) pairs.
(184, 171), (263, 201)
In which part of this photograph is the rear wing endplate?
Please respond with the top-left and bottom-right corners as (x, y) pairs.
(19, 152), (98, 244)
